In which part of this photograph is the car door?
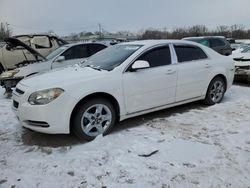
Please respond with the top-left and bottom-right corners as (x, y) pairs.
(123, 45), (177, 114)
(174, 44), (211, 101)
(52, 44), (88, 69)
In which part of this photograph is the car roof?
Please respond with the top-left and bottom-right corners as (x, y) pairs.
(118, 39), (202, 46)
(183, 36), (226, 40)
(63, 42), (109, 48)
(13, 33), (60, 38)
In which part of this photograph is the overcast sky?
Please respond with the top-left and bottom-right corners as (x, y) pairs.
(0, 0), (250, 36)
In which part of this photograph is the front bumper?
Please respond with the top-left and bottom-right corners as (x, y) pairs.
(12, 83), (75, 134)
(234, 68), (250, 82)
(0, 77), (24, 88)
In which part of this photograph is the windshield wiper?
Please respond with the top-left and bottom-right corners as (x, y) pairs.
(85, 65), (102, 71)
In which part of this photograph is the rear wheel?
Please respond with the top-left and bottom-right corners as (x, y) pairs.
(204, 77), (226, 105)
(72, 98), (116, 141)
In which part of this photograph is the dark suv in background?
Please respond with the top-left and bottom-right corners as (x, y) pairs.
(183, 36), (232, 56)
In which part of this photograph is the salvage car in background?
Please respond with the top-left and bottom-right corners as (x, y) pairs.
(183, 36), (232, 56)
(0, 34), (67, 73)
(12, 40), (235, 140)
(233, 48), (250, 83)
(0, 42), (5, 48)
(0, 41), (107, 93)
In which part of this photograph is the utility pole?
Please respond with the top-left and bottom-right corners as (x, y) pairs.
(98, 23), (102, 39)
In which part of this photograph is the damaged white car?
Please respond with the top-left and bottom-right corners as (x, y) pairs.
(233, 49), (250, 83)
(0, 39), (107, 93)
(0, 34), (67, 73)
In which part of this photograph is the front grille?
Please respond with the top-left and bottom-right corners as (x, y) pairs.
(25, 120), (50, 128)
(15, 88), (25, 95)
(13, 100), (19, 109)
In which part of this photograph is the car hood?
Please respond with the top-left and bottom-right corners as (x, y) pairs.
(15, 60), (52, 77)
(4, 37), (47, 61)
(19, 65), (107, 90)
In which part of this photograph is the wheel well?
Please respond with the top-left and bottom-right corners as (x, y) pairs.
(212, 74), (227, 90)
(69, 92), (120, 132)
(27, 72), (38, 77)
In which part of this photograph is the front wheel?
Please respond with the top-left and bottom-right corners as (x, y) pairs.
(0, 63), (4, 74)
(204, 77), (226, 105)
(72, 98), (116, 141)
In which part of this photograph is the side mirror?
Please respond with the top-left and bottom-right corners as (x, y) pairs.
(131, 60), (150, 71)
(55, 56), (65, 62)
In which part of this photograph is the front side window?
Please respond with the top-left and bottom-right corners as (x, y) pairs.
(174, 45), (208, 63)
(62, 45), (88, 60)
(46, 46), (67, 60)
(137, 46), (171, 67)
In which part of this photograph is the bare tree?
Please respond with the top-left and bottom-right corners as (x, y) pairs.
(0, 22), (12, 41)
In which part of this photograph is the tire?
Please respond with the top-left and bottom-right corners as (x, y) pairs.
(0, 63), (4, 74)
(72, 98), (117, 141)
(203, 77), (226, 105)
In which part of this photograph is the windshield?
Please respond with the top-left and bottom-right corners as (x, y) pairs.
(46, 46), (67, 60)
(242, 47), (250, 53)
(81, 44), (142, 71)
(0, 42), (6, 48)
(185, 38), (210, 47)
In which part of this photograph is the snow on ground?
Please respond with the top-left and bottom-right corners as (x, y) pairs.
(0, 85), (250, 188)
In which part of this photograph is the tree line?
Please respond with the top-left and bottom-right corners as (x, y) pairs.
(140, 24), (250, 39)
(1, 22), (250, 41)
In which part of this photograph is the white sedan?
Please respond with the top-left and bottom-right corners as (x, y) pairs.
(12, 40), (235, 140)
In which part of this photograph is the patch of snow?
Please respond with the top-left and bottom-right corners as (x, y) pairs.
(0, 86), (250, 187)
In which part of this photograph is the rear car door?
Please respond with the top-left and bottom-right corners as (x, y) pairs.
(52, 44), (88, 68)
(174, 44), (211, 101)
(123, 45), (177, 114)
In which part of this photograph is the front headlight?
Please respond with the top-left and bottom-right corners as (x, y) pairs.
(28, 88), (64, 105)
(0, 69), (19, 78)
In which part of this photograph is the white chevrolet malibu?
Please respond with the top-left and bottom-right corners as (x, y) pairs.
(12, 40), (235, 140)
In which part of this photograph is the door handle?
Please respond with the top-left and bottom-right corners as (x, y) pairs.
(205, 64), (212, 68)
(166, 69), (176, 75)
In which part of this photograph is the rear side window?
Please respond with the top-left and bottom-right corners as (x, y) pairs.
(88, 44), (107, 56)
(210, 39), (226, 47)
(62, 45), (88, 60)
(138, 46), (171, 67)
(174, 45), (208, 63)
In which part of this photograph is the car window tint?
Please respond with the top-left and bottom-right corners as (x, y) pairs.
(62, 45), (88, 60)
(174, 45), (208, 63)
(200, 39), (210, 47)
(137, 46), (171, 67)
(210, 39), (225, 47)
(88, 44), (107, 56)
(75, 45), (88, 58)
